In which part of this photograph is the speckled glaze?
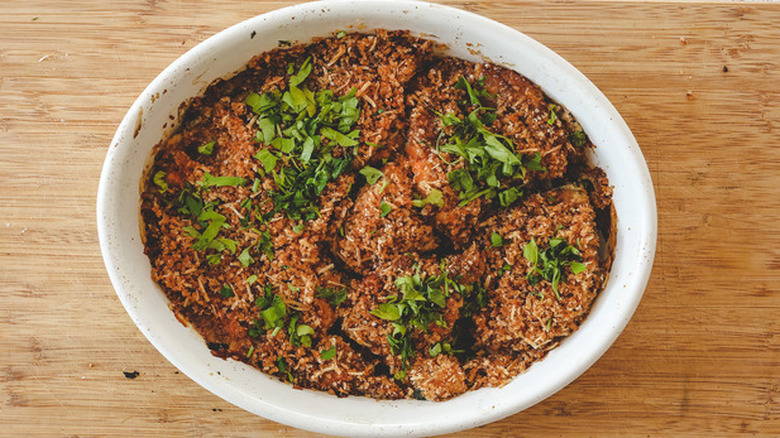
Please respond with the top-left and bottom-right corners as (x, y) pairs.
(96, 1), (657, 436)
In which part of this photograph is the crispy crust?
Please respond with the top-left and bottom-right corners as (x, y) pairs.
(141, 31), (613, 401)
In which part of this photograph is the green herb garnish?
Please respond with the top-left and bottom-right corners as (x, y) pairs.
(191, 210), (227, 251)
(570, 130), (587, 148)
(198, 141), (216, 155)
(320, 345), (337, 360)
(523, 237), (585, 300)
(255, 229), (274, 261)
(490, 232), (503, 248)
(317, 287), (348, 306)
(434, 77), (545, 207)
(219, 284), (234, 298)
(254, 289), (286, 334)
(288, 314), (313, 347)
(359, 166), (383, 185)
(238, 247), (255, 267)
(276, 356), (293, 383)
(255, 149), (277, 173)
(547, 105), (557, 126)
(246, 274), (259, 284)
(371, 265), (459, 379)
(336, 30), (346, 39)
(153, 171), (168, 194)
(380, 201), (392, 218)
(411, 189), (443, 208)
(199, 172), (247, 188)
(245, 58), (361, 222)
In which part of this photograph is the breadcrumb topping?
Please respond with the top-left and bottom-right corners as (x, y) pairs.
(140, 30), (613, 401)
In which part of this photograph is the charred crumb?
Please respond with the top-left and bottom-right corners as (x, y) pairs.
(123, 371), (140, 379)
(206, 342), (229, 351)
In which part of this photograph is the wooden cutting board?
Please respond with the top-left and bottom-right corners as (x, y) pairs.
(2, 0), (779, 436)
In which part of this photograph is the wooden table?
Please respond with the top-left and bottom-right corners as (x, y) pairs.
(2, 1), (779, 436)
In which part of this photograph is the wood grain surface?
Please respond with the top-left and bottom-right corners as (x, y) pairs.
(2, 0), (779, 436)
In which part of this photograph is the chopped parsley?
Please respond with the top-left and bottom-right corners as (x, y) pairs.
(238, 247), (255, 267)
(336, 30), (346, 39)
(252, 288), (287, 336)
(570, 130), (587, 148)
(370, 265), (458, 379)
(359, 166), (383, 185)
(547, 105), (558, 126)
(245, 57), (361, 222)
(153, 171), (168, 193)
(434, 77), (547, 207)
(320, 345), (337, 360)
(255, 229), (274, 261)
(411, 189), (443, 208)
(288, 314), (313, 347)
(317, 287), (348, 306)
(198, 140), (216, 155)
(199, 172), (247, 188)
(219, 284), (234, 298)
(490, 232), (503, 248)
(276, 356), (293, 383)
(249, 287), (318, 350)
(246, 274), (259, 284)
(255, 149), (277, 173)
(189, 210), (228, 251)
(380, 201), (392, 218)
(523, 237), (586, 300)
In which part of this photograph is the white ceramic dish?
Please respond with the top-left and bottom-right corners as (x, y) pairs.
(97, 1), (657, 436)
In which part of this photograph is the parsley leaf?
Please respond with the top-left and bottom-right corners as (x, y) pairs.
(255, 290), (286, 332)
(192, 210), (226, 251)
(411, 189), (444, 208)
(371, 303), (401, 321)
(547, 105), (557, 125)
(246, 60), (361, 222)
(316, 287), (348, 306)
(570, 130), (587, 148)
(523, 237), (585, 300)
(255, 149), (278, 173)
(359, 166), (384, 185)
(153, 171), (168, 194)
(380, 201), (392, 218)
(372, 266), (462, 379)
(238, 247), (254, 267)
(219, 284), (234, 298)
(434, 77), (548, 207)
(198, 141), (216, 155)
(490, 232), (503, 248)
(199, 172), (247, 188)
(320, 345), (337, 360)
